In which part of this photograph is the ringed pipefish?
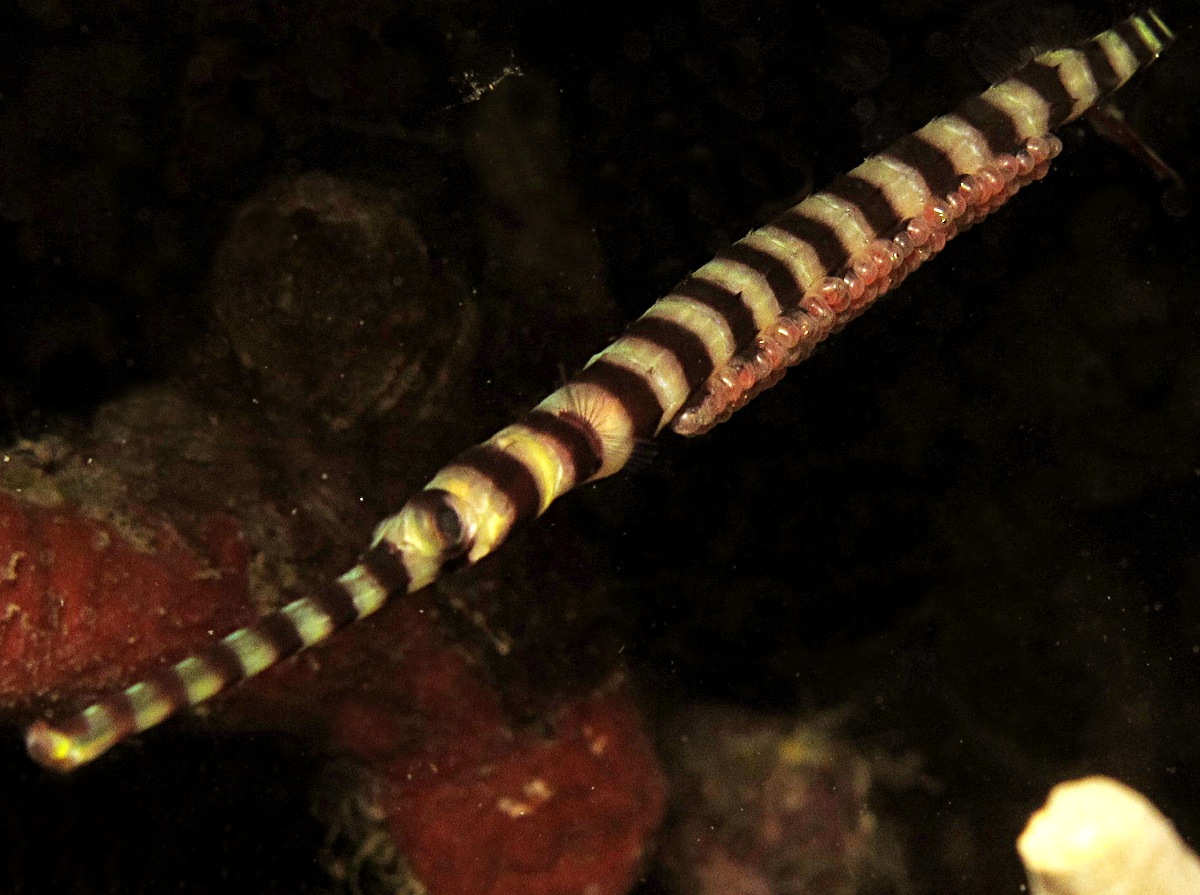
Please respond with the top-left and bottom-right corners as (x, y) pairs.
(25, 9), (1176, 772)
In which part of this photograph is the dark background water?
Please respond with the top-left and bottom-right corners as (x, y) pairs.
(1, 0), (1197, 892)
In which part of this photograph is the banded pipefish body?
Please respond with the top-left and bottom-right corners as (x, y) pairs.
(25, 9), (1174, 772)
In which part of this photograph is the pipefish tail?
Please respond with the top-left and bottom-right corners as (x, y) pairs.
(25, 9), (1174, 772)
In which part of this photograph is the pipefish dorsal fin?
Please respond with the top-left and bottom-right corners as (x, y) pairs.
(962, 2), (1186, 216)
(958, 0), (1107, 85)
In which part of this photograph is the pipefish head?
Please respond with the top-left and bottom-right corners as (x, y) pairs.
(371, 487), (473, 593)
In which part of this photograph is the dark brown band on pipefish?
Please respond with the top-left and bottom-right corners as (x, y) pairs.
(521, 408), (604, 484)
(954, 96), (1021, 156)
(360, 540), (411, 594)
(1012, 62), (1076, 130)
(574, 359), (666, 439)
(823, 174), (904, 240)
(671, 275), (759, 350)
(716, 241), (804, 313)
(769, 208), (849, 274)
(623, 316), (716, 394)
(885, 133), (960, 198)
(457, 444), (543, 525)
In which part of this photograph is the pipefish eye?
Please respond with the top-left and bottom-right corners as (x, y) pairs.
(410, 488), (470, 557)
(434, 500), (465, 550)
